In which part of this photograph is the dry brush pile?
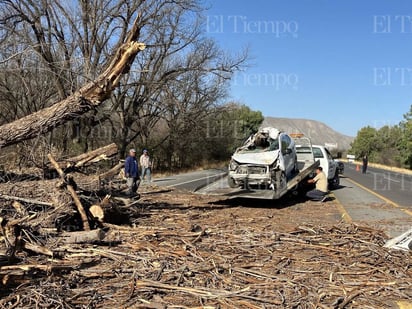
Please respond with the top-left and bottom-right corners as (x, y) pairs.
(0, 145), (411, 308)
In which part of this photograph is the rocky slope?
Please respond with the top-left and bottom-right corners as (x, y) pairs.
(263, 117), (354, 150)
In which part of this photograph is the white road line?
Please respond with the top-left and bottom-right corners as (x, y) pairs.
(167, 172), (227, 187)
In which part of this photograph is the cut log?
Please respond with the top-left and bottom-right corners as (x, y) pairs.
(66, 162), (124, 192)
(89, 205), (104, 222)
(47, 154), (90, 231)
(98, 161), (124, 180)
(54, 143), (118, 170)
(0, 18), (145, 149)
(58, 229), (106, 244)
(89, 194), (110, 223)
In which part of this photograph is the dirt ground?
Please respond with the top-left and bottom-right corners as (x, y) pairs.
(0, 185), (411, 308)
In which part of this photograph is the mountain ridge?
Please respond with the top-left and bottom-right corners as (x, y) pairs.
(262, 117), (354, 150)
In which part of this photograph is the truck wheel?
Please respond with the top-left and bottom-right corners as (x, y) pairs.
(228, 177), (238, 188)
(330, 172), (340, 189)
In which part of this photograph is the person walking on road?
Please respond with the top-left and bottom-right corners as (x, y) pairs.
(124, 149), (140, 196)
(306, 166), (328, 202)
(362, 154), (368, 174)
(140, 149), (152, 183)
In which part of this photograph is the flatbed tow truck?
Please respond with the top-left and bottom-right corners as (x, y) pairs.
(199, 132), (322, 200)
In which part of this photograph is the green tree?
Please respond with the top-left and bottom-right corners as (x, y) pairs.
(349, 126), (379, 160)
(399, 105), (412, 169)
(232, 104), (265, 140)
(350, 105), (412, 169)
(204, 103), (264, 161)
(374, 125), (402, 166)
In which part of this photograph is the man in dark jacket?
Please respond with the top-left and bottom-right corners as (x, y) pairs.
(125, 149), (140, 196)
(362, 155), (368, 174)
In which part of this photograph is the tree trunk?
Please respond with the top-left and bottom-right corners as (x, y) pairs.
(47, 154), (90, 231)
(0, 19), (145, 149)
(58, 229), (106, 244)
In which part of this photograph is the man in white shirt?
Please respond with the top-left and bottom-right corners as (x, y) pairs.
(139, 149), (152, 183)
(306, 166), (328, 202)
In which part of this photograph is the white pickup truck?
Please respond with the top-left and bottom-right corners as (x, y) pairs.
(224, 129), (339, 199)
(202, 130), (340, 200)
(295, 143), (340, 189)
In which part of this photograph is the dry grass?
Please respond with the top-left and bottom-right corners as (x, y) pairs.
(342, 159), (412, 175)
(153, 161), (227, 178)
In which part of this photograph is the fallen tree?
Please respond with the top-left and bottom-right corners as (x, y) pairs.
(0, 19), (145, 149)
(0, 143), (126, 231)
(52, 143), (118, 170)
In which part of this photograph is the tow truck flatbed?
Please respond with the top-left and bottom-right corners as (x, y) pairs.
(198, 160), (320, 199)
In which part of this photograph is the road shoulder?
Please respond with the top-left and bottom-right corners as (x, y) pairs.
(332, 177), (412, 238)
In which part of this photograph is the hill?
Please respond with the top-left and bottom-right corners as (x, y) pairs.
(262, 117), (354, 150)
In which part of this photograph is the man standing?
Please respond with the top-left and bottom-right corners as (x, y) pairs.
(140, 149), (152, 183)
(306, 166), (328, 202)
(125, 149), (140, 196)
(362, 155), (368, 174)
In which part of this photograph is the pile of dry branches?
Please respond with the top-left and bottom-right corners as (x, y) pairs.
(0, 144), (411, 308)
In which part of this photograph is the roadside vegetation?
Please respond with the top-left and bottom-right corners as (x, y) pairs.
(350, 105), (412, 169)
(0, 0), (263, 171)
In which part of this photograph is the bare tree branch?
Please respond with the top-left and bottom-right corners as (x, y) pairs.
(0, 18), (145, 148)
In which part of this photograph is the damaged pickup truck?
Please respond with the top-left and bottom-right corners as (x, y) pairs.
(227, 128), (320, 199)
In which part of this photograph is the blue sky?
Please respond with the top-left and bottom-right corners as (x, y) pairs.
(204, 0), (412, 136)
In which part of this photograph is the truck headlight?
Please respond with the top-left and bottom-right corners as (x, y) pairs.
(229, 159), (239, 171)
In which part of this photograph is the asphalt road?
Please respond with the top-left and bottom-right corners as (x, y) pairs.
(154, 164), (411, 208)
(343, 163), (412, 208)
(154, 165), (412, 239)
(153, 169), (227, 191)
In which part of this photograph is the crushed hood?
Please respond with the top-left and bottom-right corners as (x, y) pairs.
(233, 150), (280, 165)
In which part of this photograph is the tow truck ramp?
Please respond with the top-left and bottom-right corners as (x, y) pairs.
(198, 160), (320, 200)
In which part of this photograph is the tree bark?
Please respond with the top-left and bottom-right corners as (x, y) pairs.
(0, 19), (145, 149)
(53, 143), (118, 170)
(58, 229), (106, 244)
(48, 154), (90, 231)
(98, 161), (124, 180)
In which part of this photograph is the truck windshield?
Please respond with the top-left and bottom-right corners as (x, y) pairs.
(312, 147), (324, 158)
(238, 138), (279, 153)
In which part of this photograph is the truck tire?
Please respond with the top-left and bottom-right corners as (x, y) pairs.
(330, 171), (340, 189)
(228, 177), (238, 188)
